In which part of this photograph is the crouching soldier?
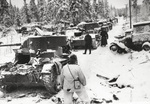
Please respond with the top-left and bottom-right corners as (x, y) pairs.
(60, 54), (90, 104)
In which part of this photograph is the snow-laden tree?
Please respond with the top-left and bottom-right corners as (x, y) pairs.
(37, 0), (46, 22)
(29, 0), (39, 22)
(103, 0), (109, 18)
(69, 0), (92, 25)
(1, 0), (119, 26)
(97, 0), (106, 19)
(0, 0), (9, 24)
(109, 6), (117, 18)
(45, 0), (92, 25)
(8, 0), (15, 25)
(140, 0), (150, 21)
(91, 0), (98, 20)
(20, 0), (31, 23)
(0, 0), (9, 15)
(132, 0), (138, 22)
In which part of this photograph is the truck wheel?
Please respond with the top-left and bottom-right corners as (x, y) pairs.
(143, 45), (150, 51)
(110, 45), (118, 52)
(42, 74), (58, 94)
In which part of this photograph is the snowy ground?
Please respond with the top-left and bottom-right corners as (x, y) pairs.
(0, 17), (150, 104)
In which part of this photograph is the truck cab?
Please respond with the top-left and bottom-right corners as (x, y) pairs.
(110, 21), (150, 53)
(132, 21), (150, 51)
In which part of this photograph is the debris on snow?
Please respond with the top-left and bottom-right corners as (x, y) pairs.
(113, 94), (119, 100)
(6, 96), (12, 102)
(108, 75), (120, 83)
(96, 74), (109, 80)
(40, 92), (52, 99)
(16, 94), (26, 98)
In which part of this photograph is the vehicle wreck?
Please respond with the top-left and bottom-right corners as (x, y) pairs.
(0, 28), (70, 94)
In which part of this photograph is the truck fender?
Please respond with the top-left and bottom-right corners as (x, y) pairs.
(142, 42), (150, 51)
(110, 42), (129, 52)
(109, 42), (118, 51)
(142, 42), (150, 47)
(114, 41), (129, 51)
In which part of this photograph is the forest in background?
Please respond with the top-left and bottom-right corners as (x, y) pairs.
(0, 0), (150, 27)
(0, 0), (118, 27)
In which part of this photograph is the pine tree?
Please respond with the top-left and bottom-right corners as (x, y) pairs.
(55, 1), (70, 22)
(91, 0), (98, 20)
(0, 0), (9, 15)
(37, 0), (46, 22)
(8, 0), (15, 25)
(0, 0), (9, 24)
(132, 0), (138, 22)
(97, 0), (105, 19)
(68, 0), (92, 25)
(30, 0), (39, 22)
(104, 0), (109, 18)
(45, 0), (93, 25)
(109, 6), (118, 18)
(14, 6), (21, 26)
(23, 0), (31, 23)
(140, 0), (150, 21)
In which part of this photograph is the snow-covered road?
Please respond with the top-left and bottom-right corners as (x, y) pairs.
(1, 17), (150, 104)
(69, 17), (150, 103)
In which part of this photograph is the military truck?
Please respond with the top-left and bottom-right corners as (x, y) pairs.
(98, 20), (110, 32)
(66, 22), (101, 49)
(110, 21), (150, 53)
(0, 29), (69, 94)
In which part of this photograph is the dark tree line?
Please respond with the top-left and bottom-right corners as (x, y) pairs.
(0, 0), (119, 27)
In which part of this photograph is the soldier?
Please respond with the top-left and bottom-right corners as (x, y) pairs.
(100, 27), (108, 47)
(83, 32), (92, 54)
(60, 54), (90, 104)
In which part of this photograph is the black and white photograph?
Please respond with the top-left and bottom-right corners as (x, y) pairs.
(0, 0), (150, 104)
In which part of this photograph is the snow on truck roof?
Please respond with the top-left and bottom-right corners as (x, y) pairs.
(77, 22), (87, 26)
(28, 35), (66, 38)
(125, 29), (133, 32)
(133, 21), (150, 26)
(77, 22), (99, 26)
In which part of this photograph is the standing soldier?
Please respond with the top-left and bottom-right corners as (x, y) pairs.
(83, 32), (92, 54)
(100, 27), (108, 47)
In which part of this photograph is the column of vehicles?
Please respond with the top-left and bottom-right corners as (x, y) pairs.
(65, 18), (117, 49)
(0, 18), (117, 94)
(110, 21), (150, 54)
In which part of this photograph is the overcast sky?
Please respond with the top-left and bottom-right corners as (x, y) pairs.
(8, 0), (143, 9)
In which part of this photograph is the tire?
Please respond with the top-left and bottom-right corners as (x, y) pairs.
(110, 45), (118, 52)
(42, 74), (58, 94)
(143, 45), (150, 51)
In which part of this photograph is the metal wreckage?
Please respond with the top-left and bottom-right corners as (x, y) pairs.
(110, 21), (150, 53)
(0, 29), (70, 94)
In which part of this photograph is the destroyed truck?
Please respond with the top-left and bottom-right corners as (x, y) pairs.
(0, 32), (69, 94)
(110, 21), (150, 53)
(66, 22), (101, 49)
